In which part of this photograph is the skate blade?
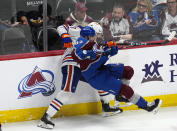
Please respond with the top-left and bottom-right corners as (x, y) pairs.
(37, 121), (54, 129)
(102, 110), (122, 117)
(153, 100), (163, 114)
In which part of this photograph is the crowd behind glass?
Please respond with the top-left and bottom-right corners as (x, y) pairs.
(0, 0), (176, 55)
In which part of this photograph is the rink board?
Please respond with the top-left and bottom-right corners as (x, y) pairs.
(0, 94), (177, 123)
(0, 43), (177, 123)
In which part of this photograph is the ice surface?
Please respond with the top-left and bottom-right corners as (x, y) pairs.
(2, 106), (177, 131)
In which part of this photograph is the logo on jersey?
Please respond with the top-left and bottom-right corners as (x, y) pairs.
(18, 66), (56, 99)
(141, 60), (163, 83)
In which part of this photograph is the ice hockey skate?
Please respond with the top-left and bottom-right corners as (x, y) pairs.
(37, 112), (55, 129)
(115, 94), (129, 103)
(0, 123), (1, 131)
(144, 99), (163, 114)
(101, 100), (123, 117)
(115, 94), (133, 107)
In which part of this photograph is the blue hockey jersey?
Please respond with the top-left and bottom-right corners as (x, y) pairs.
(71, 37), (123, 95)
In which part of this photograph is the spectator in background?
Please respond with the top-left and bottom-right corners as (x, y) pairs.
(161, 0), (177, 39)
(28, 3), (63, 51)
(151, 0), (167, 35)
(7, 11), (29, 27)
(27, 10), (42, 51)
(151, 0), (167, 15)
(99, 4), (133, 43)
(37, 3), (63, 51)
(65, 2), (94, 26)
(16, 11), (29, 26)
(38, 3), (55, 27)
(129, 0), (161, 42)
(15, 11), (36, 52)
(115, 0), (138, 14)
(0, 10), (36, 54)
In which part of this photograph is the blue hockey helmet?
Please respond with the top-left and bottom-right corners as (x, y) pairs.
(80, 26), (96, 38)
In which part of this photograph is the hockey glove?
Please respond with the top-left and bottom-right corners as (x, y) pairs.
(61, 33), (73, 48)
(103, 47), (112, 56)
(103, 45), (118, 56)
(106, 41), (117, 48)
(110, 46), (118, 56)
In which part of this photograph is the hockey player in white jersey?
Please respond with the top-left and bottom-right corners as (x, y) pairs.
(38, 22), (122, 129)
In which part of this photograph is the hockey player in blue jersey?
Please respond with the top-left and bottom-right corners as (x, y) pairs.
(37, 23), (123, 129)
(71, 26), (163, 115)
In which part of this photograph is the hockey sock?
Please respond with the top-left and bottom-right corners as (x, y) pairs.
(98, 91), (111, 103)
(119, 84), (148, 108)
(46, 98), (63, 118)
(135, 96), (148, 109)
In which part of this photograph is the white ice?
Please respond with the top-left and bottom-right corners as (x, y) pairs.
(2, 106), (177, 131)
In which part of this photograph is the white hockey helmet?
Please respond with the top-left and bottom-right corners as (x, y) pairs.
(88, 22), (103, 34)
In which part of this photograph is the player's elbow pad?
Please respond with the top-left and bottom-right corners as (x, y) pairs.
(61, 33), (73, 48)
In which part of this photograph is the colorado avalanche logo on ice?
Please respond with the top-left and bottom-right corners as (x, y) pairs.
(141, 60), (163, 83)
(18, 66), (56, 99)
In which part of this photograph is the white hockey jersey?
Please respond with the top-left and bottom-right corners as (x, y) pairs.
(162, 12), (177, 36)
(57, 24), (81, 67)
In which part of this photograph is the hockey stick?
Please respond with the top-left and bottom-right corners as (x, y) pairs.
(117, 31), (176, 49)
(92, 31), (176, 56)
(96, 31), (176, 51)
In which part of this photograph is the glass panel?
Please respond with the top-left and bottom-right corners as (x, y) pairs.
(0, 0), (172, 55)
(54, 0), (166, 43)
(0, 0), (40, 55)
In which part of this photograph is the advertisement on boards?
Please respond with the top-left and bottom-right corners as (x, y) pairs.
(109, 45), (177, 97)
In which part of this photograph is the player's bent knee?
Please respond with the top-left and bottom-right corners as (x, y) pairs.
(119, 84), (134, 100)
(122, 66), (134, 80)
